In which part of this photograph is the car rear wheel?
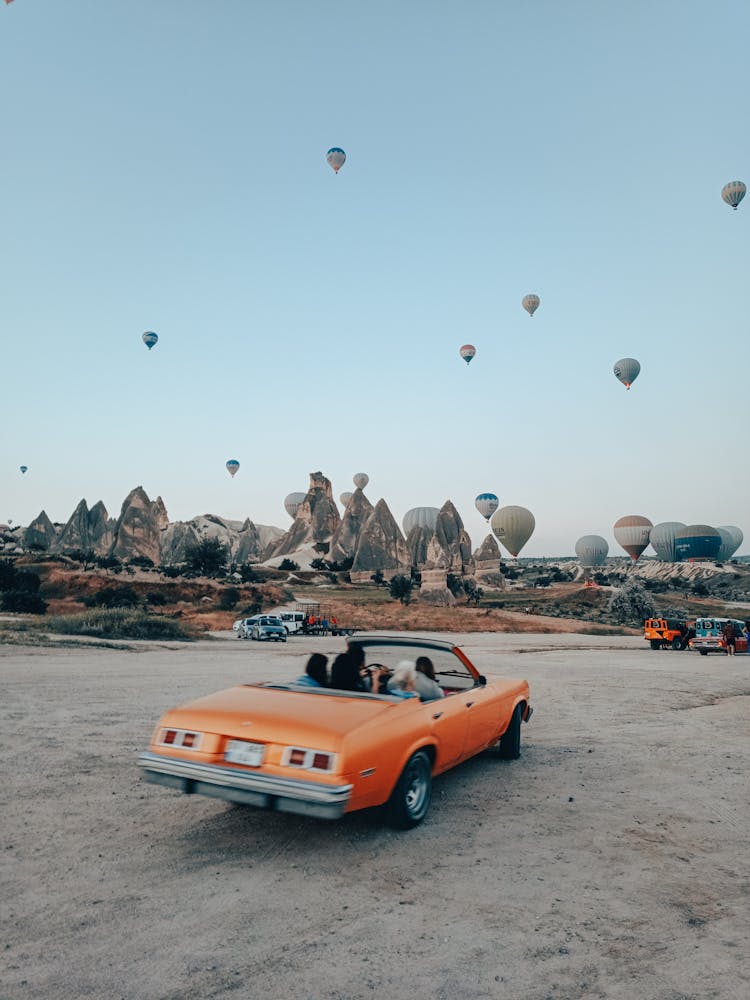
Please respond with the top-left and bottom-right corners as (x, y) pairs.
(386, 750), (432, 829)
(672, 636), (683, 651)
(699, 650), (708, 656)
(496, 704), (523, 760)
(650, 640), (661, 650)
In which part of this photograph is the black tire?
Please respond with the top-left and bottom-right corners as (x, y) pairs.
(671, 636), (683, 651)
(650, 640), (661, 650)
(497, 704), (523, 760)
(699, 650), (708, 656)
(385, 750), (432, 829)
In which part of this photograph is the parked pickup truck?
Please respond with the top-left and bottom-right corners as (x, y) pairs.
(689, 617), (748, 655)
(643, 617), (695, 651)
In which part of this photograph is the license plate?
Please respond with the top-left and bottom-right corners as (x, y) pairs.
(224, 740), (265, 766)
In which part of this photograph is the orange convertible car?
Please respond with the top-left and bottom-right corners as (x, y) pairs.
(138, 635), (532, 828)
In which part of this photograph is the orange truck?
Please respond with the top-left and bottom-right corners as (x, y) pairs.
(643, 618), (695, 651)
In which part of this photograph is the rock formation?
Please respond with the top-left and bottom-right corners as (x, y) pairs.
(23, 510), (57, 551)
(264, 472), (341, 559)
(328, 488), (374, 565)
(350, 499), (411, 582)
(419, 568), (456, 606)
(473, 533), (505, 585)
(110, 487), (169, 564)
(52, 499), (115, 556)
(405, 524), (433, 569)
(431, 501), (474, 574)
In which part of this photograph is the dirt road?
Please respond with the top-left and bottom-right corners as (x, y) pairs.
(2, 633), (748, 1000)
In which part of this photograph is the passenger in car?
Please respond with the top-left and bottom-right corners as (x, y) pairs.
(413, 656), (445, 701)
(386, 661), (420, 700)
(330, 650), (367, 691)
(295, 653), (329, 688)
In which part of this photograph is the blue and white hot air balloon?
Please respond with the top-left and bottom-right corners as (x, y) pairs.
(475, 493), (499, 521)
(226, 459), (240, 478)
(326, 148), (346, 173)
(142, 331), (159, 351)
(19, 465), (28, 474)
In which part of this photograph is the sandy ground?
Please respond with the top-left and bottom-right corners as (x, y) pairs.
(1, 632), (749, 1000)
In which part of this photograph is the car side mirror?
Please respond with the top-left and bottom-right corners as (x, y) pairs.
(477, 675), (487, 687)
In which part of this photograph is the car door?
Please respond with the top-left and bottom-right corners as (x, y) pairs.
(429, 691), (473, 772)
(463, 685), (510, 757)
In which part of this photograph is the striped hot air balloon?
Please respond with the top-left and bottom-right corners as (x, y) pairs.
(522, 294), (540, 317)
(402, 507), (440, 535)
(326, 148), (346, 173)
(575, 535), (609, 568)
(226, 459), (240, 478)
(142, 331), (159, 351)
(721, 181), (746, 210)
(459, 344), (476, 365)
(613, 515), (652, 561)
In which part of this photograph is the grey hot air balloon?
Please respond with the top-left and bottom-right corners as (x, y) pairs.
(716, 525), (743, 562)
(613, 515), (652, 561)
(649, 522), (686, 562)
(225, 459), (240, 478)
(284, 492), (306, 519)
(521, 294), (540, 317)
(575, 535), (609, 568)
(721, 181), (746, 210)
(402, 507), (440, 536)
(339, 491), (353, 508)
(490, 505), (535, 558)
(353, 473), (369, 490)
(613, 358), (641, 389)
(142, 331), (158, 351)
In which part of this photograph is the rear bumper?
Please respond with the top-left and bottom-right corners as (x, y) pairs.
(138, 751), (352, 820)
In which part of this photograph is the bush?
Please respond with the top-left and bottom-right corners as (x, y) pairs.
(608, 579), (655, 626)
(83, 585), (140, 609)
(41, 609), (195, 641)
(446, 574), (463, 597)
(129, 555), (154, 569)
(278, 558), (300, 571)
(371, 570), (385, 587)
(219, 587), (240, 610)
(310, 558), (328, 571)
(464, 578), (483, 606)
(389, 575), (413, 605)
(95, 555), (122, 572)
(146, 591), (168, 606)
(1, 590), (48, 614)
(239, 564), (258, 583)
(12, 570), (41, 593)
(159, 565), (183, 578)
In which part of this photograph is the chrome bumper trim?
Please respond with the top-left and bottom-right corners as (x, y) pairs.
(138, 751), (353, 819)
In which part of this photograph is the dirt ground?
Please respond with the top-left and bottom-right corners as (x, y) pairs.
(1, 632), (748, 1000)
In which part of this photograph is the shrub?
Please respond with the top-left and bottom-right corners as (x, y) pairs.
(278, 558), (300, 571)
(129, 555), (154, 569)
(159, 565), (183, 578)
(389, 575), (413, 605)
(464, 578), (483, 606)
(608, 579), (655, 626)
(146, 591), (168, 606)
(446, 574), (463, 597)
(371, 570), (385, 587)
(83, 585), (140, 609)
(239, 564), (258, 583)
(310, 558), (329, 571)
(219, 587), (240, 610)
(41, 609), (195, 641)
(1, 590), (48, 614)
(12, 570), (41, 593)
(95, 555), (122, 571)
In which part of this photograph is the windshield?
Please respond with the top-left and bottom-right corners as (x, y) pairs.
(355, 640), (477, 691)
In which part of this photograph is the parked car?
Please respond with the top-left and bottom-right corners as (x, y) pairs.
(236, 616), (261, 639)
(643, 617), (695, 651)
(277, 611), (306, 635)
(689, 617), (748, 655)
(251, 616), (287, 642)
(138, 635), (532, 828)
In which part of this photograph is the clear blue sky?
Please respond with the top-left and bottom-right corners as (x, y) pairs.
(2, 1), (748, 556)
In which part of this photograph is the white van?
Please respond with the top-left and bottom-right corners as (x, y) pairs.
(277, 611), (306, 635)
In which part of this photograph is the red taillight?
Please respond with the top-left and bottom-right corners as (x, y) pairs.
(289, 748), (306, 766)
(163, 730), (176, 744)
(312, 752), (332, 771)
(181, 732), (196, 748)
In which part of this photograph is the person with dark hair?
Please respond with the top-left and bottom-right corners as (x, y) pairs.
(414, 655), (444, 701)
(295, 653), (329, 687)
(722, 620), (737, 656)
(330, 651), (366, 692)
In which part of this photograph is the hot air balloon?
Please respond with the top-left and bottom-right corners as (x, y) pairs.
(649, 522), (686, 562)
(142, 331), (158, 351)
(613, 357), (640, 389)
(19, 466), (28, 474)
(459, 344), (476, 365)
(284, 492), (306, 519)
(475, 493), (499, 521)
(716, 525), (743, 561)
(721, 181), (746, 210)
(522, 294), (540, 317)
(613, 515), (652, 561)
(575, 535), (609, 568)
(490, 505), (535, 558)
(353, 473), (369, 490)
(226, 459), (240, 478)
(326, 148), (346, 173)
(674, 525), (721, 561)
(402, 507), (440, 536)
(339, 491), (353, 508)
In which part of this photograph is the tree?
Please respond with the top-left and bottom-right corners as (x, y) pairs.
(371, 569), (385, 588)
(389, 575), (413, 605)
(446, 574), (463, 597)
(184, 537), (228, 577)
(463, 578), (484, 606)
(1, 590), (47, 614)
(608, 579), (655, 626)
(278, 558), (300, 571)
